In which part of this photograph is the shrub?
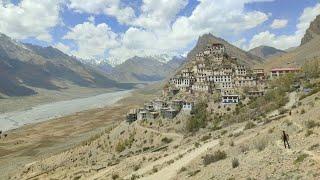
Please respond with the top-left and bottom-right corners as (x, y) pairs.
(115, 140), (126, 153)
(244, 121), (256, 130)
(194, 142), (200, 148)
(201, 135), (211, 141)
(186, 102), (208, 132)
(130, 174), (139, 180)
(203, 150), (227, 165)
(254, 137), (268, 152)
(229, 140), (234, 147)
(161, 137), (173, 144)
(179, 167), (187, 173)
(167, 159), (174, 165)
(219, 140), (224, 146)
(152, 166), (158, 173)
(232, 158), (239, 168)
(188, 169), (201, 177)
(305, 120), (320, 129)
(221, 130), (228, 135)
(305, 130), (314, 137)
(301, 109), (306, 114)
(112, 174), (119, 180)
(294, 153), (309, 164)
(308, 144), (319, 151)
(133, 165), (140, 171)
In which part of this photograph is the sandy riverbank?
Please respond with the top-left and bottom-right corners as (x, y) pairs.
(0, 90), (132, 132)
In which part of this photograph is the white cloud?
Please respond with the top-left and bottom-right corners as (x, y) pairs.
(63, 22), (120, 59)
(246, 31), (298, 50)
(66, 0), (272, 63)
(0, 0), (62, 42)
(233, 38), (247, 48)
(68, 0), (135, 24)
(132, 0), (188, 30)
(55, 42), (72, 54)
(296, 3), (320, 37)
(247, 3), (320, 50)
(270, 19), (288, 29)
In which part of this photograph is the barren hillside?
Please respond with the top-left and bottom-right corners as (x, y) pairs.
(261, 15), (320, 71)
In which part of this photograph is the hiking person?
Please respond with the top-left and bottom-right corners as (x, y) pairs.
(282, 131), (290, 149)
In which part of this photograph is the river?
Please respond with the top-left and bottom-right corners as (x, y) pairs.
(0, 90), (132, 131)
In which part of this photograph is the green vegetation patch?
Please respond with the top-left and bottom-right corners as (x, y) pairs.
(203, 150), (227, 166)
(186, 101), (208, 132)
(294, 153), (309, 164)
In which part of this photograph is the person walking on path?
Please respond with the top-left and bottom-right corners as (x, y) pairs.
(282, 131), (290, 149)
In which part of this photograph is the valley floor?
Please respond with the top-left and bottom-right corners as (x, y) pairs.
(0, 90), (132, 131)
(0, 89), (157, 179)
(0, 85), (119, 113)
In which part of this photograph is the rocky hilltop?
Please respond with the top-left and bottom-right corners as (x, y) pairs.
(187, 34), (264, 67)
(301, 15), (320, 45)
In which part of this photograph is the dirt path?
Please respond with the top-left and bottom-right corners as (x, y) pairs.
(138, 140), (219, 180)
(133, 122), (183, 139)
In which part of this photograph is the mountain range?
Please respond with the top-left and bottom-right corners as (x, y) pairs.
(108, 55), (185, 83)
(0, 33), (132, 97)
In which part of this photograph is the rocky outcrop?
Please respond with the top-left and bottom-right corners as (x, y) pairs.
(301, 15), (320, 46)
(187, 33), (264, 67)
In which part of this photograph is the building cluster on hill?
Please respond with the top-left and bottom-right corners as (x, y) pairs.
(125, 43), (302, 123)
(126, 99), (194, 123)
(166, 43), (266, 104)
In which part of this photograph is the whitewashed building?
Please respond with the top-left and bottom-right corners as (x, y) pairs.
(222, 95), (240, 104)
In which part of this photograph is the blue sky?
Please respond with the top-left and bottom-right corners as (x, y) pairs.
(0, 0), (319, 64)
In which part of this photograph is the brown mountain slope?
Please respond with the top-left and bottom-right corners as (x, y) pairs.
(0, 33), (132, 97)
(249, 46), (286, 59)
(187, 33), (264, 67)
(261, 15), (320, 71)
(111, 56), (185, 83)
(301, 14), (320, 45)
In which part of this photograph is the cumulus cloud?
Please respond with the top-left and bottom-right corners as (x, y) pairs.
(63, 22), (120, 59)
(270, 19), (288, 29)
(55, 42), (72, 55)
(0, 0), (62, 42)
(247, 3), (320, 50)
(233, 38), (247, 48)
(68, 0), (136, 24)
(65, 0), (271, 63)
(246, 31), (298, 50)
(132, 0), (188, 30)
